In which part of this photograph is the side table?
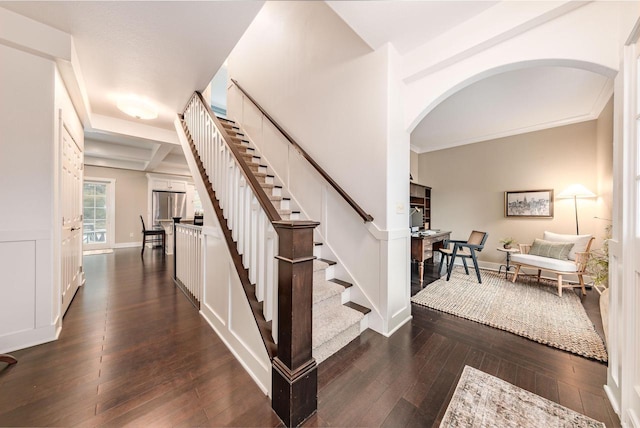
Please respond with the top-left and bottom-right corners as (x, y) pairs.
(497, 247), (519, 279)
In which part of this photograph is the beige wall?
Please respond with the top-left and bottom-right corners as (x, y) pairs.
(418, 117), (612, 264)
(595, 97), (614, 239)
(410, 150), (420, 184)
(84, 166), (148, 245)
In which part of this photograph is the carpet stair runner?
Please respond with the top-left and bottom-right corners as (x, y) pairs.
(217, 116), (370, 364)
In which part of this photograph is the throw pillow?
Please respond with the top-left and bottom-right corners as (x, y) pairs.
(528, 239), (574, 260)
(543, 231), (592, 261)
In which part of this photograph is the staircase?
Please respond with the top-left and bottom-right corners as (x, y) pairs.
(216, 116), (370, 364)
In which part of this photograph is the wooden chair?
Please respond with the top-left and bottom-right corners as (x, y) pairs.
(140, 215), (165, 255)
(438, 231), (488, 283)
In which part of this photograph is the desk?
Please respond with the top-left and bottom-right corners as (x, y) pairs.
(411, 231), (451, 287)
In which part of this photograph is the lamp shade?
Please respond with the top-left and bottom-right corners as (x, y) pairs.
(557, 184), (596, 199)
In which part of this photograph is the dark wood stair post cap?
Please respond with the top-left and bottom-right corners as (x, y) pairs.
(272, 220), (320, 427)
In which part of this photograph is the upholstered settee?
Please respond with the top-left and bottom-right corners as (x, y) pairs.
(510, 232), (594, 297)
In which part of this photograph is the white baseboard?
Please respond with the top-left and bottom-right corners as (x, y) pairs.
(383, 314), (412, 337)
(114, 241), (141, 249)
(0, 325), (57, 353)
(603, 384), (621, 416)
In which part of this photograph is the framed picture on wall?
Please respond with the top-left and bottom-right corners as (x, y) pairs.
(504, 189), (554, 218)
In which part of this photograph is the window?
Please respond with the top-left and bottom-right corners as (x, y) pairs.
(83, 181), (108, 244)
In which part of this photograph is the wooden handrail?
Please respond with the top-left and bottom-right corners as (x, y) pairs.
(178, 112), (277, 359)
(190, 92), (282, 223)
(182, 91), (319, 424)
(230, 79), (374, 223)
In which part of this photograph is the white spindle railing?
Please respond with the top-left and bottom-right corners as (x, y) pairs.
(175, 223), (203, 303)
(183, 96), (279, 339)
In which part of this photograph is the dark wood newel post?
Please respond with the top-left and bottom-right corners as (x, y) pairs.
(272, 220), (320, 427)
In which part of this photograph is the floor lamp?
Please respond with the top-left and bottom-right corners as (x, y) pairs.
(557, 184), (596, 234)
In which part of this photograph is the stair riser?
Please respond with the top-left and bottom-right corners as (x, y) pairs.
(340, 287), (351, 305)
(313, 270), (326, 284)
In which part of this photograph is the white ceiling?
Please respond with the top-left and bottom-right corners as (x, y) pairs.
(327, 1), (612, 154)
(327, 1), (498, 55)
(0, 1), (264, 175)
(1, 1), (612, 167)
(411, 66), (613, 152)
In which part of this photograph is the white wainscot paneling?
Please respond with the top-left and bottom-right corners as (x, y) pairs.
(228, 266), (271, 387)
(203, 228), (230, 325)
(386, 235), (412, 333)
(199, 225), (271, 395)
(324, 189), (383, 331)
(0, 241), (36, 337)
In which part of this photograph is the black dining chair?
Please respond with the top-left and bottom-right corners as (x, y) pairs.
(140, 215), (165, 255)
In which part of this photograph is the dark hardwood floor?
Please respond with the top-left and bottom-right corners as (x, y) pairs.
(0, 250), (618, 427)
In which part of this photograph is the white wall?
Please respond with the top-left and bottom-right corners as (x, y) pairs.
(0, 43), (81, 353)
(227, 1), (411, 335)
(230, 1), (390, 226)
(0, 43), (55, 353)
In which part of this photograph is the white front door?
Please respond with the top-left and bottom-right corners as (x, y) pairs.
(61, 125), (83, 315)
(626, 39), (640, 426)
(83, 179), (115, 250)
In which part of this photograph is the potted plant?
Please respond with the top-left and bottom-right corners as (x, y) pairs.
(587, 224), (611, 289)
(500, 237), (516, 249)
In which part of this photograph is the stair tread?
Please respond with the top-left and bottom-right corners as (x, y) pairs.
(313, 259), (330, 272)
(329, 278), (352, 289)
(313, 279), (344, 306)
(185, 116), (368, 365)
(313, 305), (363, 349)
(343, 301), (371, 315)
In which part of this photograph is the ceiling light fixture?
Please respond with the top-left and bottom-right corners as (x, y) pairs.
(117, 95), (158, 120)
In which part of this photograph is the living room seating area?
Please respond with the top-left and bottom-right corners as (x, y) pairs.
(510, 231), (594, 297)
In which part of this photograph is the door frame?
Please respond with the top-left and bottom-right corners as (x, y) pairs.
(606, 17), (640, 426)
(83, 177), (116, 251)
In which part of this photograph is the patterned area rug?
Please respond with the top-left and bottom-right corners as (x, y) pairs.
(440, 366), (605, 427)
(411, 268), (608, 362)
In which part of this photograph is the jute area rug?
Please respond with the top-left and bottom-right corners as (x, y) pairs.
(411, 268), (608, 362)
(441, 366), (604, 427)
